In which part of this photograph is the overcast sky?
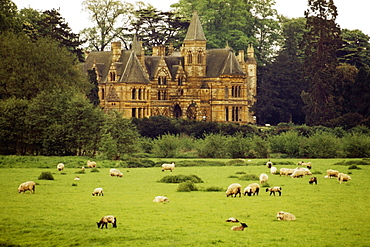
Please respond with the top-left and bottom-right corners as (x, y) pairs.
(12, 0), (370, 36)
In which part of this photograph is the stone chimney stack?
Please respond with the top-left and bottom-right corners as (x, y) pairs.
(111, 42), (121, 62)
(237, 50), (245, 63)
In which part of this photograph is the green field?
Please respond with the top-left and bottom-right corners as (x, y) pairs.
(1, 158), (369, 246)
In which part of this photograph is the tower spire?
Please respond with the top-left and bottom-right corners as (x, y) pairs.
(184, 11), (206, 41)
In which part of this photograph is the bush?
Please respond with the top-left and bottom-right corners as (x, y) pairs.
(75, 170), (85, 174)
(202, 186), (223, 192)
(127, 159), (155, 168)
(177, 181), (198, 192)
(348, 165), (361, 170)
(38, 172), (54, 180)
(152, 134), (180, 158)
(238, 174), (258, 181)
(90, 168), (99, 172)
(158, 174), (203, 183)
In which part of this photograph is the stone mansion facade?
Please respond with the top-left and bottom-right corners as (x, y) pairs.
(83, 12), (257, 124)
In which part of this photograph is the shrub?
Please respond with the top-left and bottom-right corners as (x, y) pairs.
(75, 170), (85, 174)
(304, 132), (344, 158)
(225, 159), (246, 166)
(38, 172), (54, 180)
(348, 165), (361, 170)
(196, 133), (229, 158)
(202, 186), (223, 192)
(127, 159), (155, 168)
(177, 181), (198, 192)
(152, 134), (180, 158)
(90, 168), (99, 172)
(238, 174), (258, 181)
(343, 133), (370, 158)
(158, 174), (203, 183)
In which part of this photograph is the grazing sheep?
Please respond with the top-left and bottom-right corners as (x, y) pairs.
(87, 160), (97, 168)
(57, 163), (64, 171)
(338, 173), (351, 184)
(97, 215), (116, 229)
(92, 188), (103, 196)
(243, 183), (260, 196)
(259, 173), (268, 184)
(153, 196), (170, 203)
(266, 160), (273, 168)
(280, 168), (296, 176)
(226, 183), (242, 197)
(299, 161), (312, 169)
(226, 217), (239, 222)
(109, 168), (123, 177)
(291, 168), (312, 178)
(81, 166), (85, 171)
(326, 169), (339, 178)
(231, 222), (248, 231)
(161, 162), (175, 172)
(266, 187), (282, 196)
(309, 177), (317, 184)
(18, 181), (36, 194)
(74, 176), (80, 181)
(276, 211), (296, 221)
(270, 166), (277, 174)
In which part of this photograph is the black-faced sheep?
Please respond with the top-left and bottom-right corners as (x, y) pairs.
(309, 177), (317, 184)
(338, 173), (351, 184)
(259, 173), (268, 184)
(97, 215), (116, 228)
(298, 161), (312, 169)
(109, 168), (123, 177)
(266, 187), (282, 196)
(153, 196), (170, 203)
(226, 217), (239, 222)
(243, 183), (260, 196)
(18, 181), (36, 194)
(266, 160), (273, 168)
(276, 211), (296, 221)
(226, 183), (242, 197)
(325, 169), (339, 178)
(161, 162), (175, 172)
(231, 222), (248, 231)
(57, 163), (64, 171)
(87, 160), (97, 168)
(92, 188), (103, 196)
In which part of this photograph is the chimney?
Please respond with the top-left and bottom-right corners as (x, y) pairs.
(238, 50), (245, 63)
(159, 45), (165, 56)
(247, 44), (254, 58)
(168, 43), (174, 55)
(111, 42), (121, 62)
(152, 46), (159, 56)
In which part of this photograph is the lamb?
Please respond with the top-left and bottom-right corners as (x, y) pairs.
(18, 181), (36, 194)
(81, 166), (85, 172)
(226, 183), (242, 197)
(259, 173), (268, 184)
(97, 215), (117, 228)
(270, 166), (277, 174)
(231, 222), (248, 231)
(338, 173), (351, 184)
(309, 177), (317, 184)
(243, 183), (260, 196)
(226, 217), (239, 222)
(87, 160), (97, 168)
(276, 211), (296, 221)
(291, 168), (312, 178)
(92, 188), (103, 196)
(109, 168), (123, 177)
(266, 187), (282, 196)
(57, 163), (64, 171)
(266, 160), (273, 168)
(153, 196), (170, 203)
(325, 169), (339, 178)
(161, 162), (175, 172)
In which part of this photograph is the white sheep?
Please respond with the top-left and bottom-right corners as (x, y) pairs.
(226, 183), (242, 197)
(291, 168), (312, 178)
(87, 160), (97, 168)
(338, 173), (351, 184)
(243, 183), (260, 196)
(325, 169), (339, 178)
(259, 173), (268, 184)
(270, 166), (277, 174)
(81, 166), (85, 171)
(109, 168), (123, 177)
(162, 162), (175, 172)
(298, 161), (312, 169)
(266, 187), (282, 196)
(280, 168), (296, 176)
(74, 176), (80, 181)
(18, 181), (36, 194)
(153, 196), (170, 203)
(276, 211), (296, 221)
(92, 188), (103, 196)
(231, 222), (248, 231)
(226, 217), (239, 222)
(57, 163), (64, 171)
(97, 215), (116, 228)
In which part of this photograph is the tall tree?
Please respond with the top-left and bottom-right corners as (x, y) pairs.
(301, 0), (342, 125)
(0, 0), (21, 33)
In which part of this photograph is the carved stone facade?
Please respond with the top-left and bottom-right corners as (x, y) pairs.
(84, 12), (257, 124)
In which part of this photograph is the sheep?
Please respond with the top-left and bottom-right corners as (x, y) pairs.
(153, 196), (170, 203)
(81, 166), (85, 172)
(309, 177), (317, 184)
(338, 173), (351, 184)
(109, 168), (123, 177)
(243, 183), (260, 196)
(226, 183), (242, 197)
(18, 181), (36, 194)
(326, 169), (339, 178)
(291, 168), (312, 178)
(226, 217), (239, 222)
(96, 215), (116, 229)
(279, 168), (296, 176)
(266, 187), (282, 196)
(270, 166), (277, 174)
(162, 162), (175, 172)
(298, 161), (312, 169)
(92, 188), (103, 196)
(276, 211), (296, 221)
(74, 176), (80, 181)
(266, 160), (273, 168)
(259, 173), (268, 184)
(87, 160), (97, 168)
(57, 163), (64, 171)
(231, 222), (248, 231)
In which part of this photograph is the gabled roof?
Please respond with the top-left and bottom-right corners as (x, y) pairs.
(106, 87), (120, 101)
(145, 56), (184, 80)
(84, 51), (112, 82)
(184, 12), (206, 41)
(206, 49), (245, 78)
(117, 50), (150, 84)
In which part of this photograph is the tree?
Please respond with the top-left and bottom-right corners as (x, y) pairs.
(301, 0), (342, 125)
(0, 0), (21, 33)
(81, 0), (133, 51)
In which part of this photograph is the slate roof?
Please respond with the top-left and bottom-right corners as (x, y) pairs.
(206, 49), (245, 78)
(184, 11), (206, 41)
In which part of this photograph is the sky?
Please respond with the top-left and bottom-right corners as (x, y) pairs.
(12, 0), (370, 36)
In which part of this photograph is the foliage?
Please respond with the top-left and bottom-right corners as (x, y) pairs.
(304, 132), (343, 158)
(238, 174), (259, 181)
(38, 171), (54, 180)
(0, 0), (21, 33)
(342, 133), (370, 158)
(152, 134), (180, 158)
(269, 131), (303, 157)
(196, 133), (229, 158)
(158, 174), (203, 183)
(177, 180), (198, 192)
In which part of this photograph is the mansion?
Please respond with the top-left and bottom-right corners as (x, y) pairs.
(84, 12), (257, 124)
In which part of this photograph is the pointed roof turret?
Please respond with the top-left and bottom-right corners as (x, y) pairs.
(131, 34), (142, 54)
(184, 11), (206, 41)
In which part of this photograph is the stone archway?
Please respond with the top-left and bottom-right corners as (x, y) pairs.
(173, 104), (182, 118)
(186, 102), (197, 120)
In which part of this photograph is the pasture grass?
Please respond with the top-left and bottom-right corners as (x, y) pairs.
(0, 157), (369, 246)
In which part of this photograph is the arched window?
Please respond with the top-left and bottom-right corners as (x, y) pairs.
(197, 52), (202, 64)
(225, 107), (229, 121)
(101, 88), (105, 100)
(138, 89), (142, 100)
(187, 51), (192, 64)
(132, 88), (136, 100)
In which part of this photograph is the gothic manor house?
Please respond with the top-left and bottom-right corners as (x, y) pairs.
(84, 12), (257, 124)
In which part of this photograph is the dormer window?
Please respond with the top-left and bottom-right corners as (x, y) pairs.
(110, 72), (116, 81)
